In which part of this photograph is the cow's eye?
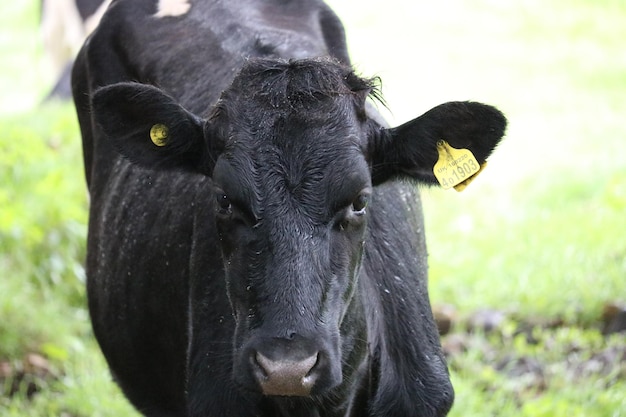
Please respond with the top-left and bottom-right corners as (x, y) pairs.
(216, 192), (232, 216)
(351, 193), (369, 215)
(336, 190), (370, 231)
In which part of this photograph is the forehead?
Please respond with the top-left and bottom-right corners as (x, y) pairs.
(227, 97), (365, 159)
(215, 108), (370, 215)
(212, 108), (370, 226)
(214, 58), (373, 136)
(211, 59), (373, 214)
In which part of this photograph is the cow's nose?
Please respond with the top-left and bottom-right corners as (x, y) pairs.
(252, 350), (319, 396)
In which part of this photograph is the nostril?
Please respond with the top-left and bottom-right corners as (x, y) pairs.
(255, 351), (318, 379)
(305, 354), (320, 378)
(252, 351), (319, 396)
(250, 351), (268, 379)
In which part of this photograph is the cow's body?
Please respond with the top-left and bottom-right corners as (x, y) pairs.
(73, 1), (506, 416)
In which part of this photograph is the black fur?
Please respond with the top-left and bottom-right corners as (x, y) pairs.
(73, 1), (506, 416)
(369, 101), (507, 185)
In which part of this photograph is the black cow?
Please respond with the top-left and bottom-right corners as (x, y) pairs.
(72, 1), (506, 416)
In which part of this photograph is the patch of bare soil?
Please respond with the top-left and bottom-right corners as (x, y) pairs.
(433, 302), (626, 403)
(1, 353), (60, 399)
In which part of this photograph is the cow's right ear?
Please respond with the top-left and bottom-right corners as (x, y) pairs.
(91, 82), (222, 174)
(367, 101), (507, 186)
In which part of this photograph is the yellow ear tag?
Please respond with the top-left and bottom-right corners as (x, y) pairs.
(433, 140), (482, 192)
(150, 123), (169, 147)
(452, 161), (487, 192)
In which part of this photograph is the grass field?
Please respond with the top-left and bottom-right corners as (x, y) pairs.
(1, 1), (625, 416)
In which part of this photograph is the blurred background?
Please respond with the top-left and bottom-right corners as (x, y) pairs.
(1, 0), (624, 415)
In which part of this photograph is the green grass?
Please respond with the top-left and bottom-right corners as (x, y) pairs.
(422, 166), (626, 323)
(0, 103), (137, 416)
(1, 0), (625, 416)
(446, 322), (626, 416)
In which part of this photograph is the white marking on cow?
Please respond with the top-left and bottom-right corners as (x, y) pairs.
(154, 0), (192, 18)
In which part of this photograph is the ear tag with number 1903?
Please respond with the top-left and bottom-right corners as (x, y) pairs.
(433, 140), (486, 192)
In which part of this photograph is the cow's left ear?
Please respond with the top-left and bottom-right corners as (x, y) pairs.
(368, 101), (507, 186)
(92, 82), (221, 174)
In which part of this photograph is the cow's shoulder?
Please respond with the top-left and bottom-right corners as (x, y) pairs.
(359, 183), (454, 417)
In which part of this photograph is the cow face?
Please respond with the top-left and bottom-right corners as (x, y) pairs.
(206, 60), (377, 396)
(92, 57), (506, 397)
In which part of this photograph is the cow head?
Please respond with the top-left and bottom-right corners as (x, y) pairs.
(92, 58), (506, 397)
